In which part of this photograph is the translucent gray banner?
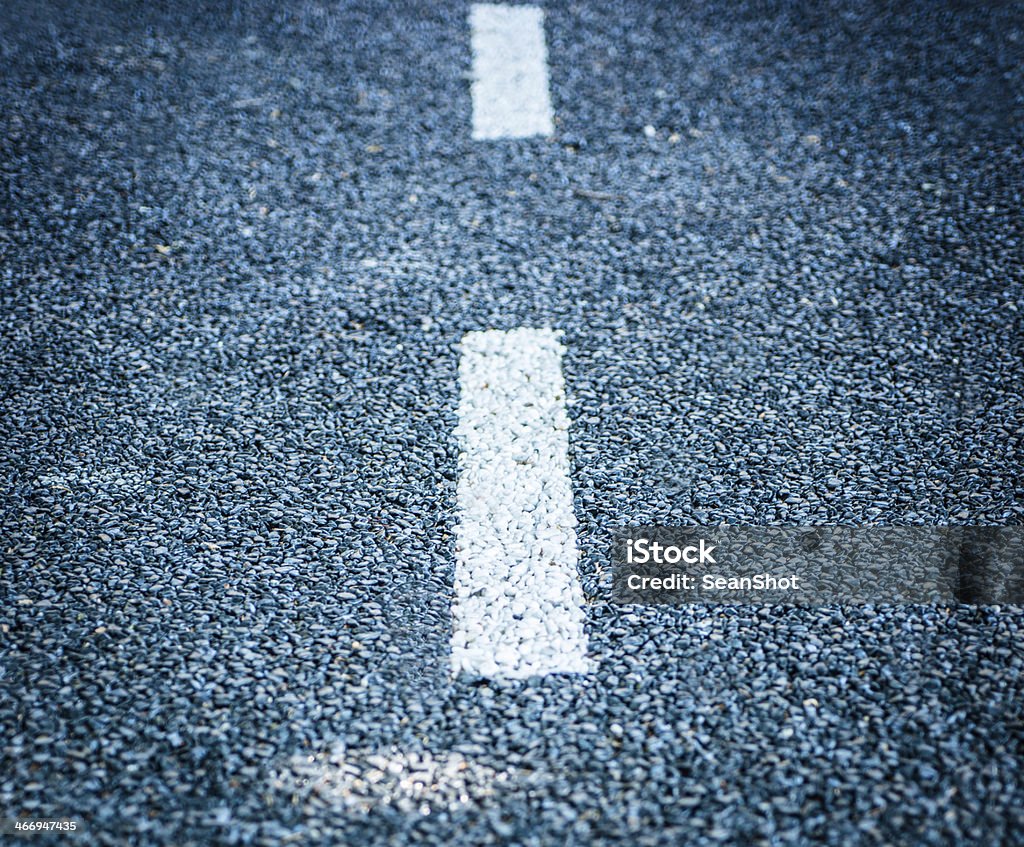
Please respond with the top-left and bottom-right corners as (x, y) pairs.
(610, 527), (1024, 604)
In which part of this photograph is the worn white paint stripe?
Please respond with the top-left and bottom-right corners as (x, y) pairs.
(452, 329), (591, 678)
(470, 4), (554, 140)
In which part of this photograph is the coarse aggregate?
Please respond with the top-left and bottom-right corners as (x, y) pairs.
(1, 0), (1022, 844)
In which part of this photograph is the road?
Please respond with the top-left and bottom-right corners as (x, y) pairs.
(1, 0), (1023, 844)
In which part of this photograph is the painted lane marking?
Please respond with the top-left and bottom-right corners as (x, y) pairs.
(469, 3), (554, 140)
(451, 328), (591, 678)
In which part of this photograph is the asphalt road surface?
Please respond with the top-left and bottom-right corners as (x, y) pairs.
(2, 0), (1023, 844)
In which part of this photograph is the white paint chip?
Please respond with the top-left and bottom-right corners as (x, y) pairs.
(470, 4), (554, 140)
(452, 328), (591, 678)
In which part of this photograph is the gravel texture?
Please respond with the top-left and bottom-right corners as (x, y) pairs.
(1, 0), (1023, 844)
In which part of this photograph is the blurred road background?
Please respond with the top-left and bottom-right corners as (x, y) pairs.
(2, 0), (1023, 844)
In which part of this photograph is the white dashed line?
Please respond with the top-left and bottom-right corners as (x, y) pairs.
(469, 3), (554, 140)
(451, 328), (591, 678)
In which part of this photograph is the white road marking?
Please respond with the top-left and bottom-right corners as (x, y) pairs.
(469, 3), (554, 140)
(279, 746), (515, 813)
(452, 328), (591, 678)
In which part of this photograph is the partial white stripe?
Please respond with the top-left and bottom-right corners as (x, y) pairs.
(452, 328), (590, 678)
(470, 4), (554, 140)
